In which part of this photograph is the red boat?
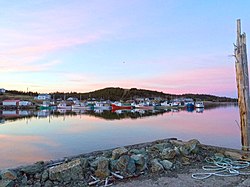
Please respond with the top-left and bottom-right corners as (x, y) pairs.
(111, 102), (133, 110)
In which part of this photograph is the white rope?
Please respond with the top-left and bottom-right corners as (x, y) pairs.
(192, 156), (250, 179)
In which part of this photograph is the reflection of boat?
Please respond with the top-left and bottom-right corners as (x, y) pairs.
(195, 101), (204, 108)
(196, 108), (204, 113)
(111, 102), (132, 110)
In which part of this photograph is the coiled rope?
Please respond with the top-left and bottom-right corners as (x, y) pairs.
(192, 156), (250, 179)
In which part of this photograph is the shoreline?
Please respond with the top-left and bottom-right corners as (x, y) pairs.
(0, 138), (249, 187)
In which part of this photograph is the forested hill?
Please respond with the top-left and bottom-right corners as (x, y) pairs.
(51, 87), (236, 102)
(2, 87), (237, 102)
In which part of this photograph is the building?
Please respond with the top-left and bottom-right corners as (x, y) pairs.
(0, 88), (6, 94)
(2, 100), (20, 106)
(36, 94), (51, 100)
(19, 101), (32, 106)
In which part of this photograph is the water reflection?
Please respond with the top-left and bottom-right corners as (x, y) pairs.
(0, 105), (242, 169)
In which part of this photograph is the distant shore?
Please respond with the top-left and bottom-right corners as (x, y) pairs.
(0, 137), (249, 187)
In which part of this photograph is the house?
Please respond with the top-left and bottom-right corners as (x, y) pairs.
(0, 88), (6, 94)
(2, 100), (20, 106)
(36, 94), (51, 100)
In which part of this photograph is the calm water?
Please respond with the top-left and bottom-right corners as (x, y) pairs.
(0, 105), (240, 169)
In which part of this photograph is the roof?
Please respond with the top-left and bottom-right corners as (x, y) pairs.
(3, 100), (20, 102)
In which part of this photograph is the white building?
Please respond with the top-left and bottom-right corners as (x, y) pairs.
(37, 94), (51, 100)
(0, 88), (6, 94)
(2, 100), (20, 106)
(19, 101), (32, 106)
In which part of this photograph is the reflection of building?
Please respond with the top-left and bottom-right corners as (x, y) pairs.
(0, 118), (5, 123)
(37, 110), (51, 118)
(2, 110), (19, 117)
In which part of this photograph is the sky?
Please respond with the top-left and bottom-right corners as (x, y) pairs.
(0, 0), (250, 97)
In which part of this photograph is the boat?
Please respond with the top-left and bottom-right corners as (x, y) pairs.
(72, 102), (94, 110)
(94, 102), (111, 110)
(195, 101), (204, 108)
(133, 102), (154, 110)
(111, 102), (133, 110)
(57, 102), (72, 110)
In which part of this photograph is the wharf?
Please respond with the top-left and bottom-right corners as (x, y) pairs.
(0, 138), (249, 187)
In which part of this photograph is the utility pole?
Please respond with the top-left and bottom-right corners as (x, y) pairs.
(234, 19), (250, 152)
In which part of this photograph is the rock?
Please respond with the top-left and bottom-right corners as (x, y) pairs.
(80, 158), (89, 169)
(115, 155), (136, 176)
(49, 158), (83, 182)
(21, 162), (44, 175)
(112, 147), (128, 160)
(1, 170), (17, 180)
(44, 180), (54, 187)
(160, 160), (173, 170)
(41, 170), (49, 182)
(186, 139), (200, 154)
(102, 150), (112, 158)
(0, 179), (15, 187)
(34, 182), (42, 187)
(150, 159), (164, 173)
(181, 157), (190, 165)
(224, 151), (243, 160)
(179, 146), (190, 156)
(131, 154), (147, 171)
(21, 174), (28, 185)
(94, 157), (110, 179)
(110, 159), (118, 171)
(161, 148), (176, 160)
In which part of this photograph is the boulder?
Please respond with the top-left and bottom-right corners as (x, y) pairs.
(94, 157), (110, 179)
(115, 155), (136, 176)
(112, 147), (128, 160)
(161, 148), (176, 160)
(160, 160), (173, 170)
(20, 162), (44, 175)
(150, 159), (164, 173)
(131, 154), (147, 172)
(1, 170), (17, 180)
(186, 139), (200, 154)
(0, 179), (15, 187)
(49, 158), (83, 182)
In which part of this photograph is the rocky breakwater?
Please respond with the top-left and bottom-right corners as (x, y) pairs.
(0, 138), (243, 187)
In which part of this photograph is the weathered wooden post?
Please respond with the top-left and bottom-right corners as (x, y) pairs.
(234, 19), (250, 152)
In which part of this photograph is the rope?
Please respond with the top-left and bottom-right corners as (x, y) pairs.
(192, 156), (250, 179)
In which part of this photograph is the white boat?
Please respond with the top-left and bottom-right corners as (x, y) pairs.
(94, 102), (111, 110)
(57, 102), (72, 110)
(72, 102), (93, 110)
(195, 101), (204, 108)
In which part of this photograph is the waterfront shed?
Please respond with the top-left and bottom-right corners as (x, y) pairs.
(37, 94), (51, 100)
(19, 101), (32, 106)
(2, 100), (20, 106)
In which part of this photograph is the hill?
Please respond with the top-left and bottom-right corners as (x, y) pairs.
(0, 87), (237, 102)
(51, 87), (236, 102)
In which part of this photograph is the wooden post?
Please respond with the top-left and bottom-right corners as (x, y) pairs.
(234, 19), (250, 152)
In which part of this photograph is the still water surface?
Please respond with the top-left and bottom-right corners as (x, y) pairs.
(0, 105), (240, 169)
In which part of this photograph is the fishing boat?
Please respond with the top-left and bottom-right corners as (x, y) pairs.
(195, 101), (204, 108)
(72, 102), (93, 110)
(57, 102), (72, 110)
(94, 102), (111, 110)
(133, 102), (154, 110)
(111, 102), (133, 110)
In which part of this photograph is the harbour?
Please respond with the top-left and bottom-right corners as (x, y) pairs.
(0, 104), (239, 169)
